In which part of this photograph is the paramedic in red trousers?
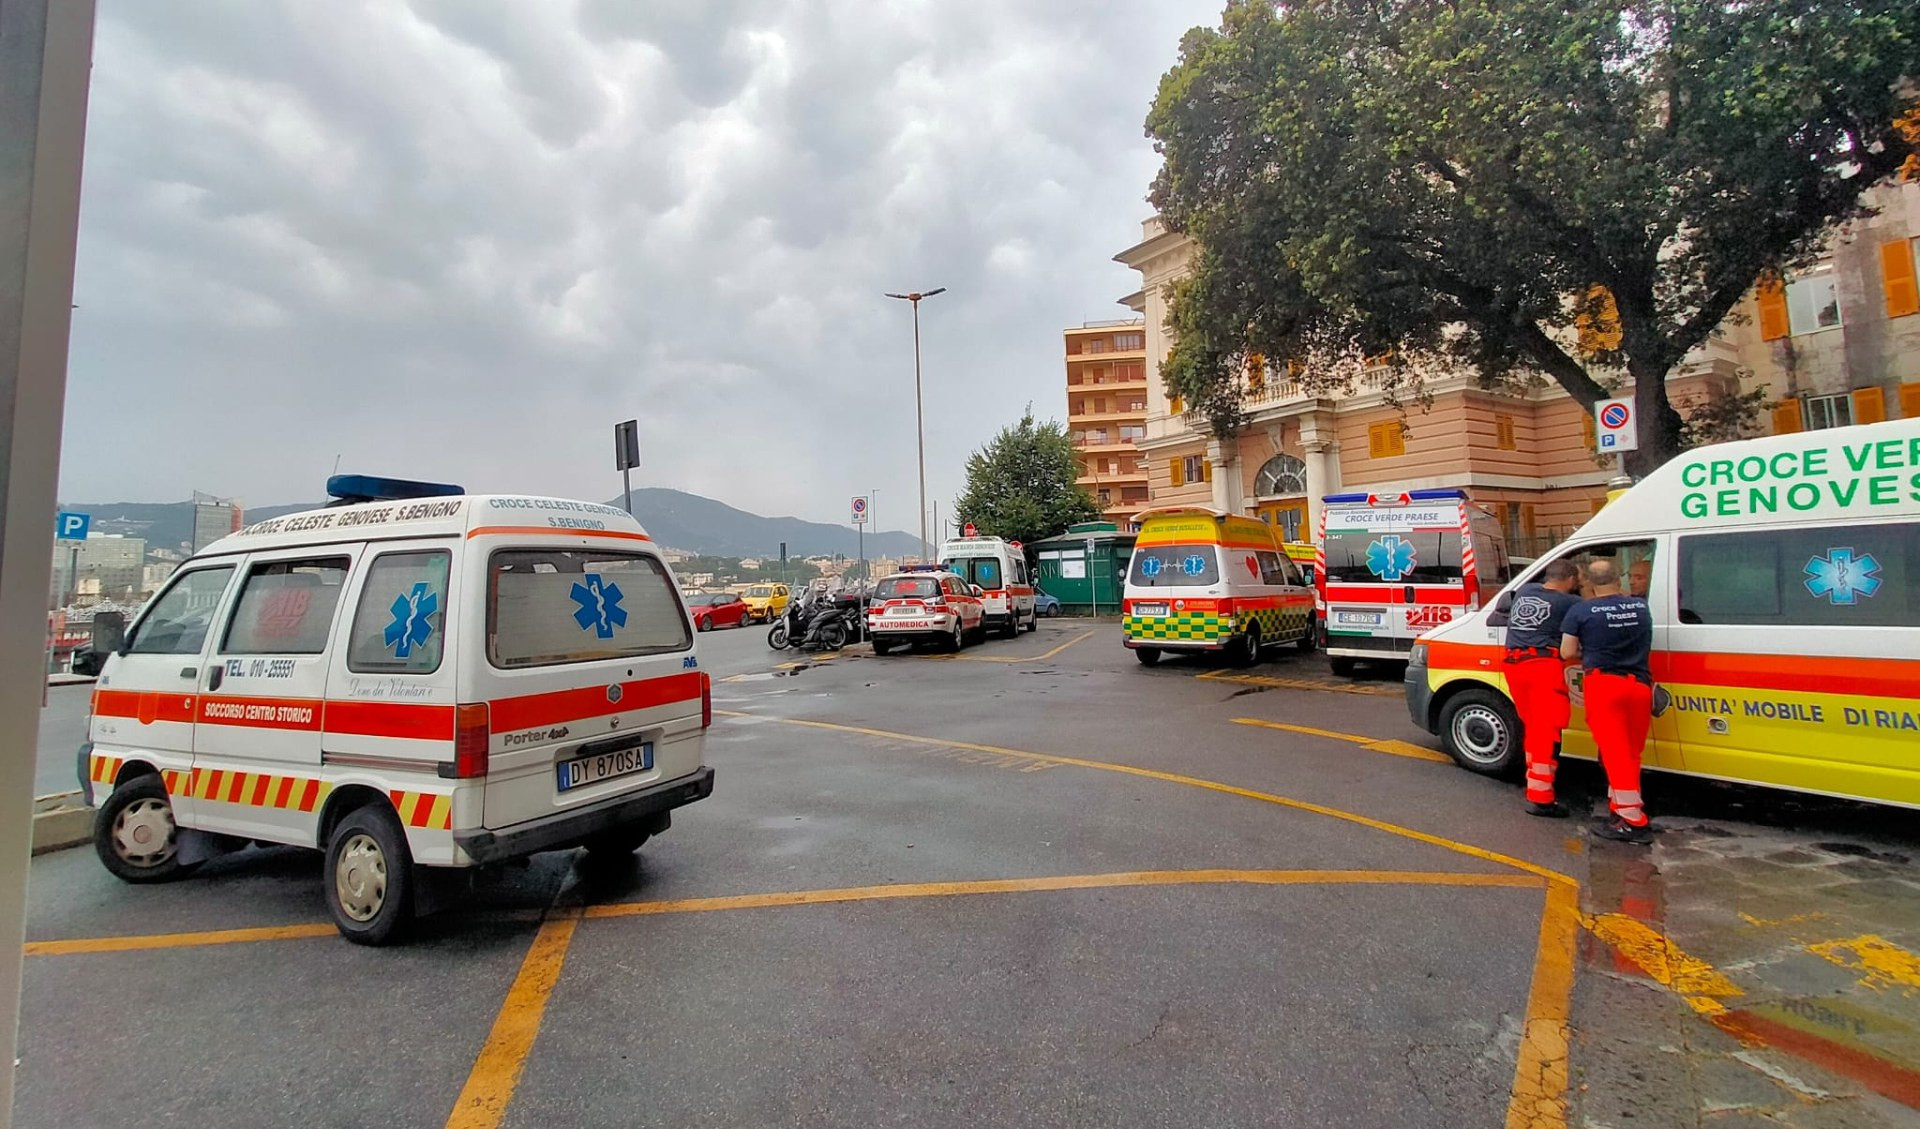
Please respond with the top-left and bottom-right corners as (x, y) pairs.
(1561, 559), (1657, 844)
(1503, 559), (1582, 818)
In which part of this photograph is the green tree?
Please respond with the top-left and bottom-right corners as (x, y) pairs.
(1147, 0), (1918, 473)
(954, 411), (1102, 547)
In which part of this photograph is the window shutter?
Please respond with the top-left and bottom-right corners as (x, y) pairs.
(1169, 456), (1184, 487)
(1493, 502), (1510, 532)
(1903, 382), (1920, 421)
(1770, 400), (1803, 435)
(1756, 279), (1790, 341)
(1851, 386), (1887, 425)
(1385, 423), (1406, 457)
(1495, 414), (1516, 450)
(1882, 240), (1920, 318)
(1201, 458), (1213, 483)
(1367, 423), (1387, 459)
(1522, 504), (1537, 537)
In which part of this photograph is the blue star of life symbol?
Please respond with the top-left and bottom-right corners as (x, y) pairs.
(1366, 535), (1418, 582)
(1181, 555), (1209, 576)
(384, 583), (438, 658)
(570, 574), (628, 638)
(1803, 548), (1881, 606)
(1140, 556), (1163, 578)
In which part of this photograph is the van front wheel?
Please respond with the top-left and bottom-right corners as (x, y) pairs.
(95, 774), (199, 884)
(1438, 689), (1521, 778)
(325, 804), (416, 946)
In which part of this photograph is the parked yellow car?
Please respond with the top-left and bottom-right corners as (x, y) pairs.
(742, 583), (791, 623)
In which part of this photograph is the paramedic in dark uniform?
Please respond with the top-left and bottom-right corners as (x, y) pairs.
(1561, 559), (1656, 844)
(1503, 559), (1582, 817)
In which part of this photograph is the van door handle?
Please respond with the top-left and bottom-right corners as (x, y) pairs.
(207, 667), (223, 692)
(1404, 585), (1415, 602)
(179, 666), (197, 680)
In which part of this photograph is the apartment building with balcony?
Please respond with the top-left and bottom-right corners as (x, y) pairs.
(1111, 179), (1919, 554)
(1064, 319), (1152, 528)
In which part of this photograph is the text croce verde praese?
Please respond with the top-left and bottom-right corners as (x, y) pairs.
(1679, 435), (1920, 519)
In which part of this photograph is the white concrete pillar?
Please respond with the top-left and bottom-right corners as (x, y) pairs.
(1300, 413), (1338, 536)
(1207, 438), (1242, 513)
(0, 2), (95, 1121)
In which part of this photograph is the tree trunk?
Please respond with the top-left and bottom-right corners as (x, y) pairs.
(1625, 356), (1687, 478)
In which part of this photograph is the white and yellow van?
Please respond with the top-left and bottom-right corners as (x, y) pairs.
(1409, 417), (1920, 808)
(78, 475), (715, 944)
(1122, 507), (1315, 666)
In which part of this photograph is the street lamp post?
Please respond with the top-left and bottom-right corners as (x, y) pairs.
(884, 287), (945, 561)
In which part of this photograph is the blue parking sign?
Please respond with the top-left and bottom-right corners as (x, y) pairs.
(55, 511), (90, 541)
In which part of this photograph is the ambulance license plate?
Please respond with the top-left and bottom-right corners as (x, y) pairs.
(555, 742), (653, 793)
(1134, 603), (1169, 617)
(1336, 611), (1384, 626)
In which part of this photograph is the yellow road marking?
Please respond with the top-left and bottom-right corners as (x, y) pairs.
(1232, 717), (1452, 763)
(1582, 912), (1744, 1015)
(1809, 934), (1920, 992)
(585, 869), (1542, 920)
(774, 654), (838, 669)
(948, 629), (1095, 663)
(23, 922), (338, 956)
(1197, 669), (1400, 697)
(444, 908), (582, 1129)
(1508, 881), (1580, 1129)
(711, 711), (1573, 888)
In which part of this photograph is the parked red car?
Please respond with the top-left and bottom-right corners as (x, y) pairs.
(685, 592), (753, 631)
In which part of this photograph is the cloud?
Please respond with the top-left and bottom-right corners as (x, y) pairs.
(62, 0), (1221, 536)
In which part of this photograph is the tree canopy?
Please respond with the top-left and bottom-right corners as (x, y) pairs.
(1148, 0), (1919, 471)
(954, 412), (1103, 546)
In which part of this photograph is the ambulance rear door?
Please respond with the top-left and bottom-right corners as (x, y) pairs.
(1320, 496), (1470, 658)
(471, 538), (702, 832)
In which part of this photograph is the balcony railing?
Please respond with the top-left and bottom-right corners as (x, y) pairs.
(1072, 435), (1139, 448)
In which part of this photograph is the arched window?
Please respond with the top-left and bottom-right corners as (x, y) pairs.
(1254, 454), (1308, 497)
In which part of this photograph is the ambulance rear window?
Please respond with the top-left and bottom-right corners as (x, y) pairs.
(944, 557), (1002, 588)
(1128, 545), (1221, 586)
(873, 576), (941, 600)
(1323, 529), (1463, 585)
(487, 550), (691, 669)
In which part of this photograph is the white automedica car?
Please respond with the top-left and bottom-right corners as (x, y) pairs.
(865, 570), (986, 654)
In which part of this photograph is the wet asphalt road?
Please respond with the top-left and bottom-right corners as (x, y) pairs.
(18, 620), (1920, 1128)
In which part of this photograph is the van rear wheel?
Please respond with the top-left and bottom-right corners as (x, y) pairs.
(325, 804), (416, 946)
(1135, 647), (1162, 667)
(1438, 689), (1521, 778)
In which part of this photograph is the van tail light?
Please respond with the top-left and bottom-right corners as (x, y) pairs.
(701, 672), (712, 729)
(1217, 598), (1235, 616)
(925, 597), (947, 609)
(453, 703), (490, 778)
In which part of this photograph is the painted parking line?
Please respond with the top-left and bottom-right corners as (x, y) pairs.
(585, 868), (1543, 920)
(1583, 914), (1920, 1110)
(708, 709), (1580, 1129)
(1232, 717), (1452, 764)
(887, 629), (1096, 664)
(24, 921), (338, 956)
(1808, 934), (1920, 991)
(1197, 669), (1401, 697)
(444, 907), (583, 1129)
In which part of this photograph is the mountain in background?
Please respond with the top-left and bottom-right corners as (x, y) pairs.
(59, 488), (923, 559)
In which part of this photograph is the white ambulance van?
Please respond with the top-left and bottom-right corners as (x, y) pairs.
(1408, 418), (1920, 809)
(1318, 490), (1508, 675)
(77, 475), (715, 944)
(939, 533), (1037, 638)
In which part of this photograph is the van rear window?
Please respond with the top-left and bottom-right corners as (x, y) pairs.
(1128, 545), (1221, 587)
(944, 556), (1002, 588)
(874, 577), (941, 600)
(487, 550), (691, 669)
(1323, 530), (1463, 585)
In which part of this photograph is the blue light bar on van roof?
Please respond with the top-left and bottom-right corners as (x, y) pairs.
(1323, 489), (1468, 505)
(325, 474), (465, 505)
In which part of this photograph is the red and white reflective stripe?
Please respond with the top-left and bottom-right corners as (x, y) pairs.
(1609, 789), (1647, 825)
(1525, 764), (1556, 803)
(1458, 504), (1476, 583)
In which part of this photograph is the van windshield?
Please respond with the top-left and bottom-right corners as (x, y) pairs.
(1323, 529), (1463, 585)
(488, 549), (692, 668)
(943, 556), (1002, 588)
(747, 586), (775, 597)
(1127, 545), (1220, 587)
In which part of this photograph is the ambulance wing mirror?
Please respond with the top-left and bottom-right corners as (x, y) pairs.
(1487, 592), (1513, 628)
(93, 610), (127, 657)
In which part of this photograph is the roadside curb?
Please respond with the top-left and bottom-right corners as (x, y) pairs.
(47, 674), (96, 686)
(32, 791), (90, 855)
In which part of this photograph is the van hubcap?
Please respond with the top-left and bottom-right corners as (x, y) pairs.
(1451, 706), (1509, 765)
(112, 798), (177, 868)
(336, 834), (388, 922)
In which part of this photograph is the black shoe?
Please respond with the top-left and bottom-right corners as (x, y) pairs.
(1526, 801), (1570, 819)
(1592, 816), (1653, 845)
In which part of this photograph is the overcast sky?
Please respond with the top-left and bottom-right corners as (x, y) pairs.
(61, 0), (1220, 532)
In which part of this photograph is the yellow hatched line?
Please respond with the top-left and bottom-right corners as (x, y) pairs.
(1233, 717), (1453, 763)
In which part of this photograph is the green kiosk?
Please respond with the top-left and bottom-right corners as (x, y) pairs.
(1031, 522), (1137, 617)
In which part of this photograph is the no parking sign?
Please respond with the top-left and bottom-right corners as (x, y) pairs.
(1594, 397), (1638, 453)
